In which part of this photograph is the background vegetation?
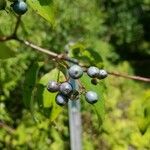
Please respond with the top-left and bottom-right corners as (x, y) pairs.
(0, 0), (150, 149)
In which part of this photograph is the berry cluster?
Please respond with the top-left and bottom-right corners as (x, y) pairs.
(11, 0), (27, 15)
(47, 65), (107, 106)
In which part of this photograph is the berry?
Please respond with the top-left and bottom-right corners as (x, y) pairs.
(85, 91), (98, 104)
(98, 69), (108, 79)
(91, 78), (98, 85)
(87, 66), (99, 78)
(59, 82), (73, 95)
(68, 65), (83, 79)
(55, 93), (68, 106)
(12, 0), (27, 15)
(0, 0), (6, 10)
(47, 80), (59, 93)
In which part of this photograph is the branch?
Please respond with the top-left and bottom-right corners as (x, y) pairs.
(108, 72), (150, 83)
(0, 35), (150, 83)
(16, 38), (80, 64)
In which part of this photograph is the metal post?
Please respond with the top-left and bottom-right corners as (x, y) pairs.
(68, 78), (82, 150)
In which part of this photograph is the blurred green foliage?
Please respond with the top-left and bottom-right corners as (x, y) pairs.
(0, 0), (150, 149)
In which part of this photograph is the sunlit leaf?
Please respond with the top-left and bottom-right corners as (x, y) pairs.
(70, 42), (103, 67)
(28, 0), (56, 25)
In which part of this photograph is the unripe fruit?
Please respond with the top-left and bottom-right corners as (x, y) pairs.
(68, 65), (83, 79)
(59, 82), (73, 95)
(85, 91), (98, 104)
(98, 69), (108, 79)
(47, 81), (59, 93)
(87, 66), (99, 78)
(12, 0), (27, 15)
(55, 93), (68, 106)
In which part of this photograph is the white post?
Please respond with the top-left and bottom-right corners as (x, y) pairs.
(68, 78), (82, 150)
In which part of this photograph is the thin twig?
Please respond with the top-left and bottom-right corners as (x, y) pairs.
(13, 15), (22, 36)
(17, 38), (58, 58)
(0, 35), (150, 83)
(16, 38), (79, 64)
(108, 72), (150, 83)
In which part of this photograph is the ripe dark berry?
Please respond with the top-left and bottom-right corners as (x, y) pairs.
(47, 81), (59, 93)
(98, 69), (108, 79)
(12, 0), (27, 15)
(87, 66), (99, 78)
(91, 78), (98, 85)
(68, 65), (83, 79)
(55, 93), (68, 106)
(59, 82), (73, 95)
(85, 91), (98, 104)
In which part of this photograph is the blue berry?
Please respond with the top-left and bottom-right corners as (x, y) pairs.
(12, 0), (27, 15)
(55, 93), (68, 106)
(85, 91), (98, 104)
(68, 65), (83, 79)
(98, 69), (108, 79)
(91, 78), (98, 85)
(87, 66), (99, 78)
(59, 82), (73, 95)
(47, 80), (59, 93)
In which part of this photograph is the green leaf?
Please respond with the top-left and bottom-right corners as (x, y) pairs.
(36, 68), (65, 121)
(70, 42), (103, 67)
(23, 62), (43, 108)
(28, 0), (56, 25)
(0, 0), (6, 11)
(0, 43), (15, 59)
(80, 74), (106, 126)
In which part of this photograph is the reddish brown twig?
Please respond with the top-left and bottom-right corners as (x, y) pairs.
(0, 16), (150, 84)
(108, 72), (150, 82)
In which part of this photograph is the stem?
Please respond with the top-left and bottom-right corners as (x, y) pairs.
(17, 38), (58, 58)
(0, 35), (150, 83)
(16, 38), (79, 65)
(108, 72), (150, 82)
(12, 15), (22, 36)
